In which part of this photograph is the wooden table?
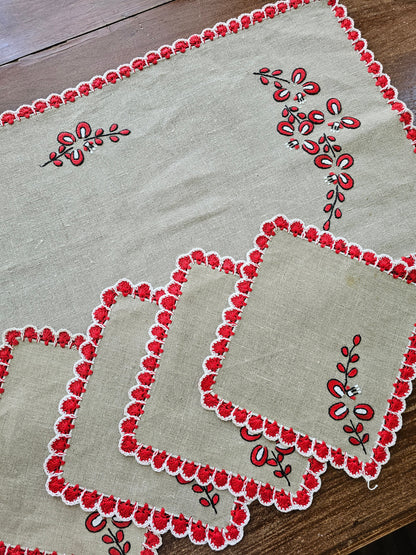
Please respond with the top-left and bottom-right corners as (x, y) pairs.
(1, 1), (415, 553)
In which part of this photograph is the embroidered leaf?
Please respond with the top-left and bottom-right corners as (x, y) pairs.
(350, 353), (360, 363)
(356, 423), (363, 433)
(95, 128), (104, 136)
(338, 192), (345, 202)
(333, 145), (342, 152)
(110, 123), (118, 132)
(116, 530), (124, 542)
(109, 136), (120, 142)
(58, 145), (65, 153)
(284, 464), (292, 475)
(337, 362), (346, 373)
(119, 129), (131, 135)
(276, 452), (284, 463)
(343, 425), (354, 433)
(271, 69), (282, 76)
(123, 541), (131, 554)
(273, 470), (283, 478)
(109, 548), (122, 555)
(259, 67), (270, 73)
(335, 208), (342, 219)
(323, 145), (329, 153)
(362, 433), (370, 444)
(353, 335), (361, 346)
(349, 436), (360, 446)
(260, 76), (269, 85)
(206, 483), (214, 493)
(348, 367), (358, 378)
(212, 494), (220, 506)
(199, 498), (210, 508)
(94, 138), (104, 146)
(102, 535), (114, 544)
(192, 484), (204, 493)
(53, 159), (63, 167)
(266, 458), (278, 467)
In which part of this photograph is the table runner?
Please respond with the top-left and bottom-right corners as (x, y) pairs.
(0, 0), (415, 553)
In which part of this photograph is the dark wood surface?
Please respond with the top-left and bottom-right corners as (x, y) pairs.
(1, 1), (415, 553)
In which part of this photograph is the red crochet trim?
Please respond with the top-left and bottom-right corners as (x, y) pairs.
(198, 214), (416, 482)
(1, 0), (414, 154)
(44, 280), (249, 552)
(118, 257), (326, 512)
(0, 327), (85, 555)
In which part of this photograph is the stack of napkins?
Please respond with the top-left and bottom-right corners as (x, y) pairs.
(1, 1), (415, 553)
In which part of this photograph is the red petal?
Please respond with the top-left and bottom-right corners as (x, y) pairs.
(273, 88), (290, 102)
(341, 116), (361, 129)
(277, 121), (294, 136)
(353, 404), (374, 421)
(291, 67), (306, 84)
(329, 402), (349, 420)
(303, 81), (320, 95)
(314, 154), (333, 169)
(338, 173), (354, 190)
(302, 140), (320, 154)
(76, 121), (91, 139)
(57, 131), (75, 145)
(336, 153), (354, 169)
(326, 97), (342, 115)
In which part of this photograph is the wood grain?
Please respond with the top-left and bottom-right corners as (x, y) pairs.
(1, 1), (415, 553)
(0, 0), (174, 64)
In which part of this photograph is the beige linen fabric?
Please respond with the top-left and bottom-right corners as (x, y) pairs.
(64, 297), (236, 528)
(212, 231), (416, 461)
(0, 1), (414, 338)
(134, 264), (310, 493)
(0, 340), (148, 553)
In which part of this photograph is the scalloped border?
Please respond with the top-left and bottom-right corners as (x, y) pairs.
(1, 0), (415, 155)
(117, 251), (326, 512)
(0, 326), (87, 555)
(43, 280), (250, 552)
(197, 214), (416, 482)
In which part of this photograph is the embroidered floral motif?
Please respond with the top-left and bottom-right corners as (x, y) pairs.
(240, 427), (294, 487)
(85, 511), (132, 554)
(256, 66), (362, 230)
(254, 67), (320, 103)
(41, 121), (130, 167)
(176, 475), (220, 514)
(327, 335), (374, 454)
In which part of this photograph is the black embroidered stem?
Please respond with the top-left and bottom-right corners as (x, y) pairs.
(40, 147), (74, 167)
(349, 419), (367, 455)
(106, 527), (124, 552)
(324, 183), (339, 232)
(253, 71), (291, 84)
(321, 133), (337, 157)
(284, 104), (303, 124)
(343, 343), (358, 388)
(202, 486), (218, 514)
(270, 451), (291, 487)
